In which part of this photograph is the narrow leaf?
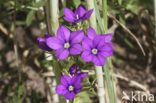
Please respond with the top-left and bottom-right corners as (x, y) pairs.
(26, 10), (35, 27)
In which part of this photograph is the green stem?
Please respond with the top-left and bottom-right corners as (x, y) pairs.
(102, 0), (116, 102)
(95, 66), (105, 103)
(86, 0), (105, 103)
(45, 0), (53, 34)
(50, 0), (59, 34)
(86, 0), (97, 31)
(46, 0), (66, 102)
(102, 0), (108, 33)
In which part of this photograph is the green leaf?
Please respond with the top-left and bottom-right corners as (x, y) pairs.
(72, 0), (81, 8)
(74, 91), (91, 103)
(118, 0), (122, 5)
(93, 0), (105, 33)
(103, 59), (116, 103)
(33, 0), (46, 8)
(26, 10), (35, 27)
(119, 13), (126, 25)
(93, 0), (116, 103)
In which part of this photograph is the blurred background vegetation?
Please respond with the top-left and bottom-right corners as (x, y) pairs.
(0, 0), (155, 103)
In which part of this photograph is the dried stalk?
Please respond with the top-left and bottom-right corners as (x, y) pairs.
(108, 13), (146, 56)
(13, 0), (21, 81)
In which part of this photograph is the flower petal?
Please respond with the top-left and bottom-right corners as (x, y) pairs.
(96, 36), (106, 48)
(57, 26), (70, 42)
(87, 27), (96, 40)
(63, 17), (75, 23)
(69, 44), (83, 55)
(82, 37), (93, 50)
(71, 75), (81, 86)
(99, 50), (113, 58)
(75, 5), (86, 18)
(56, 48), (69, 60)
(74, 85), (82, 94)
(92, 55), (105, 66)
(37, 37), (52, 51)
(93, 35), (102, 47)
(69, 64), (77, 75)
(102, 34), (113, 43)
(81, 50), (93, 62)
(64, 91), (76, 100)
(44, 33), (52, 38)
(78, 72), (88, 79)
(46, 37), (63, 50)
(82, 9), (94, 22)
(99, 45), (113, 58)
(61, 75), (71, 86)
(64, 8), (75, 21)
(56, 85), (68, 95)
(70, 30), (84, 44)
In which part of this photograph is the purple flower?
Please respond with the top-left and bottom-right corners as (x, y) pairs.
(69, 64), (88, 79)
(37, 33), (53, 51)
(56, 75), (82, 100)
(81, 27), (114, 66)
(64, 5), (93, 23)
(46, 26), (84, 60)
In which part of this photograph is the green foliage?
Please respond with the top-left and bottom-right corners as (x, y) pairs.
(32, 0), (46, 8)
(108, 0), (154, 15)
(8, 84), (26, 103)
(118, 0), (122, 5)
(103, 60), (116, 103)
(94, 0), (116, 103)
(74, 91), (92, 103)
(25, 0), (46, 27)
(26, 10), (35, 27)
(72, 0), (81, 8)
(93, 0), (105, 33)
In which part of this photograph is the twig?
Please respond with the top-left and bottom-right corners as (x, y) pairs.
(113, 73), (150, 94)
(88, 72), (150, 94)
(108, 13), (146, 56)
(13, 0), (21, 80)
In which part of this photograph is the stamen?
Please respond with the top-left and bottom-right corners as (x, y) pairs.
(68, 85), (74, 91)
(76, 14), (79, 19)
(64, 42), (70, 48)
(92, 48), (98, 54)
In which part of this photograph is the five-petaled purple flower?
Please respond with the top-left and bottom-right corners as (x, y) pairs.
(64, 5), (93, 23)
(69, 64), (88, 79)
(37, 4), (114, 100)
(81, 27), (114, 66)
(37, 33), (53, 51)
(46, 25), (84, 60)
(56, 75), (82, 100)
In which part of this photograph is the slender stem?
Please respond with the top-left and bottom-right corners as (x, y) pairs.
(50, 0), (59, 34)
(86, 0), (105, 103)
(86, 0), (97, 31)
(102, 0), (108, 33)
(70, 99), (74, 103)
(48, 0), (66, 102)
(102, 0), (116, 102)
(45, 0), (53, 34)
(13, 0), (21, 81)
(95, 66), (105, 103)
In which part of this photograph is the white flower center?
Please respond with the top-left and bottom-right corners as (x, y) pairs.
(92, 48), (98, 54)
(68, 85), (74, 91)
(64, 42), (70, 48)
(76, 14), (79, 19)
